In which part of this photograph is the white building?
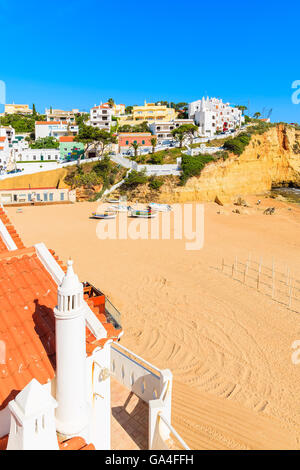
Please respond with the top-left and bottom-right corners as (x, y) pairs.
(0, 136), (9, 168)
(88, 103), (113, 131)
(0, 208), (189, 451)
(35, 121), (79, 140)
(0, 126), (15, 144)
(189, 97), (244, 136)
(45, 109), (77, 124)
(149, 119), (196, 143)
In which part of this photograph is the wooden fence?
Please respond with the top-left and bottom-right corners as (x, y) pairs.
(221, 254), (300, 312)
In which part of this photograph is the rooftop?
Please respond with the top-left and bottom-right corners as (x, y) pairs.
(0, 206), (122, 411)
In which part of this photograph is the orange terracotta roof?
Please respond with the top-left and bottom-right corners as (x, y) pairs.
(0, 207), (25, 252)
(35, 121), (67, 125)
(0, 434), (8, 450)
(0, 433), (95, 450)
(0, 147), (4, 151)
(0, 137), (6, 142)
(59, 436), (95, 450)
(59, 136), (75, 142)
(0, 243), (122, 410)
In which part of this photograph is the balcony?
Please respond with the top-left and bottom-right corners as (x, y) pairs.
(110, 343), (189, 450)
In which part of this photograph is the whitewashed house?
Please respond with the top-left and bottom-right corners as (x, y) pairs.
(35, 121), (79, 140)
(0, 208), (188, 451)
(87, 103), (113, 131)
(189, 97), (244, 136)
(149, 119), (196, 144)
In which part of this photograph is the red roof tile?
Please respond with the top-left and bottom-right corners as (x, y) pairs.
(0, 207), (25, 253)
(59, 436), (95, 450)
(0, 217), (122, 412)
(59, 136), (75, 142)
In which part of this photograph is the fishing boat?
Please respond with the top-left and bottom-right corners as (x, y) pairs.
(91, 211), (116, 219)
(109, 204), (130, 212)
(148, 203), (172, 212)
(106, 199), (121, 204)
(130, 208), (157, 218)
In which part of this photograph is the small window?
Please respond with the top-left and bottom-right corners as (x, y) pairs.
(125, 140), (129, 145)
(36, 194), (41, 201)
(28, 193), (32, 201)
(60, 192), (65, 201)
(142, 140), (145, 145)
(49, 193), (53, 201)
(44, 193), (48, 201)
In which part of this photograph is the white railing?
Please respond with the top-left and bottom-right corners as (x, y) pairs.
(111, 343), (163, 402)
(158, 414), (190, 450)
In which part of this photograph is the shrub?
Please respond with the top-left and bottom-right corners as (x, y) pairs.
(180, 154), (214, 185)
(149, 153), (164, 164)
(223, 132), (251, 155)
(122, 170), (148, 189)
(148, 176), (164, 190)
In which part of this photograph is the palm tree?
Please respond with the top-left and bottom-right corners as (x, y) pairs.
(107, 98), (115, 108)
(151, 137), (157, 154)
(130, 142), (140, 159)
(253, 112), (261, 119)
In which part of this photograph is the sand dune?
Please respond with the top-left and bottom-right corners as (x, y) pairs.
(7, 196), (300, 449)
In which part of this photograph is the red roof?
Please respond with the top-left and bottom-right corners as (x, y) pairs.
(0, 137), (6, 142)
(0, 208), (122, 411)
(35, 121), (67, 125)
(59, 136), (75, 142)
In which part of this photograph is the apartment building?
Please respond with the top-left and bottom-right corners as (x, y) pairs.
(0, 125), (15, 144)
(0, 187), (75, 205)
(131, 101), (176, 122)
(189, 97), (244, 136)
(149, 119), (195, 143)
(0, 136), (9, 167)
(88, 103), (113, 130)
(4, 104), (32, 115)
(112, 103), (125, 116)
(45, 108), (77, 124)
(35, 121), (79, 140)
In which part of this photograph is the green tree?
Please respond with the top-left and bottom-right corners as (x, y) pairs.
(95, 129), (117, 158)
(32, 104), (37, 116)
(253, 112), (261, 119)
(172, 124), (198, 147)
(75, 125), (99, 160)
(107, 98), (115, 108)
(235, 105), (247, 115)
(29, 137), (59, 149)
(130, 142), (140, 158)
(151, 137), (157, 154)
(125, 105), (133, 114)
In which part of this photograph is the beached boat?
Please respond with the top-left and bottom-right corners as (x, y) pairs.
(148, 203), (172, 212)
(91, 211), (116, 219)
(130, 209), (157, 218)
(106, 199), (121, 204)
(109, 204), (130, 212)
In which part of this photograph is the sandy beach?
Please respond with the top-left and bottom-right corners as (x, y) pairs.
(7, 197), (300, 449)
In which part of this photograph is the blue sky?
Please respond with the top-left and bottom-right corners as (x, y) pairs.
(0, 0), (299, 122)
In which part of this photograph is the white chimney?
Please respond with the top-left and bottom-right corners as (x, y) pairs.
(54, 260), (89, 439)
(7, 379), (59, 450)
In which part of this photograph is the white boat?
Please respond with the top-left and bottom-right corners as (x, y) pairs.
(148, 203), (172, 212)
(91, 211), (116, 219)
(109, 204), (130, 212)
(106, 199), (121, 204)
(130, 209), (157, 218)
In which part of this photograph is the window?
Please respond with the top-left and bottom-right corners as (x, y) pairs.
(60, 192), (65, 201)
(49, 193), (54, 201)
(36, 194), (41, 201)
(48, 156), (51, 160)
(13, 195), (17, 202)
(125, 140), (129, 145)
(142, 140), (145, 145)
(28, 193), (31, 201)
(33, 156), (36, 160)
(133, 140), (137, 144)
(44, 193), (48, 202)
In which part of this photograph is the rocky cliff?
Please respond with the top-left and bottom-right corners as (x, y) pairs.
(158, 124), (300, 203)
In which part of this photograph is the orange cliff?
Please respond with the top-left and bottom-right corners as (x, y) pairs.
(158, 124), (300, 204)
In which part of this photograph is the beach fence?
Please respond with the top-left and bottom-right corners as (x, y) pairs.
(221, 254), (300, 312)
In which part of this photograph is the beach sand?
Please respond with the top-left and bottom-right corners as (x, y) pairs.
(7, 196), (300, 449)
